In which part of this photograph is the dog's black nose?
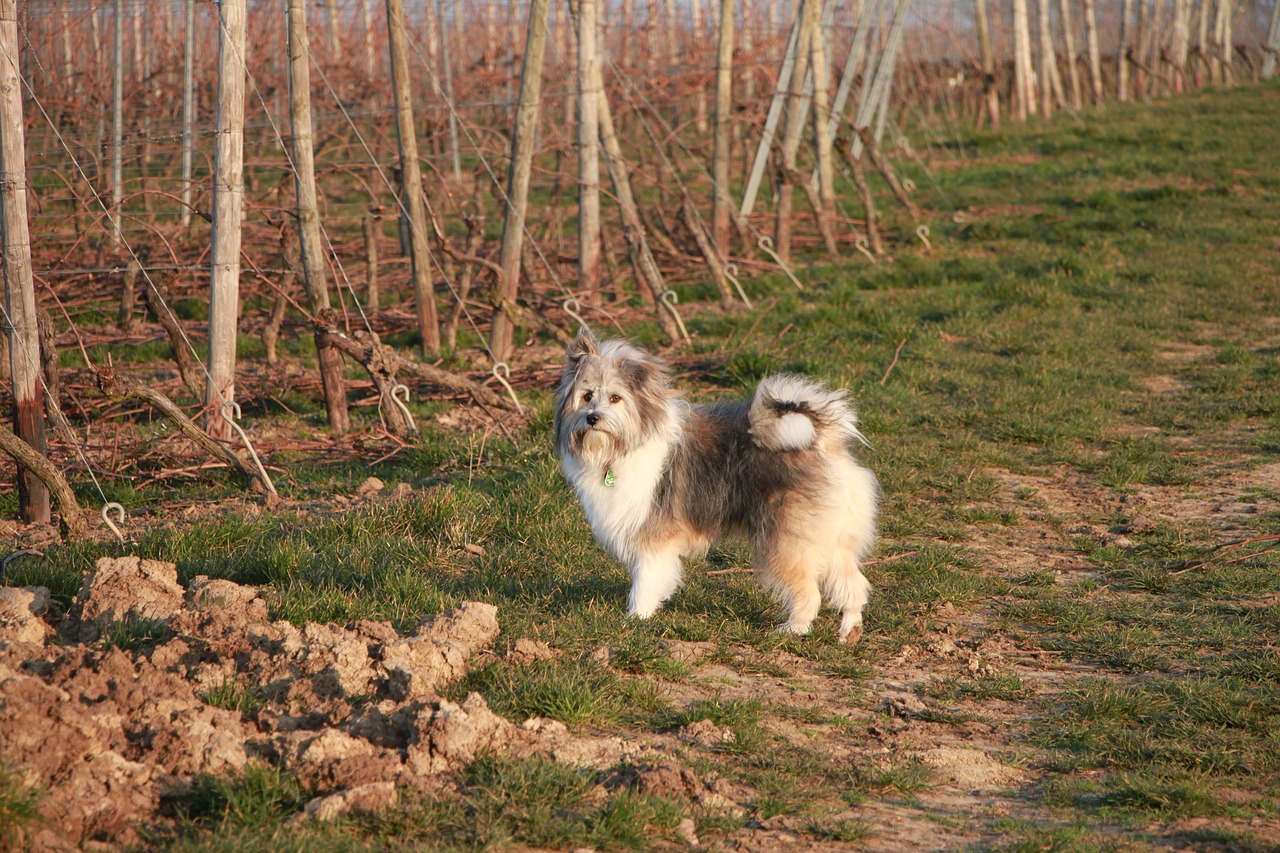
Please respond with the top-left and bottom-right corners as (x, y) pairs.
(586, 412), (600, 427)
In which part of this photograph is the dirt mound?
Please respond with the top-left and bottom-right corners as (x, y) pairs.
(0, 557), (631, 850)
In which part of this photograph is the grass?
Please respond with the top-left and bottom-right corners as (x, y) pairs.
(8, 83), (1280, 849)
(0, 762), (42, 849)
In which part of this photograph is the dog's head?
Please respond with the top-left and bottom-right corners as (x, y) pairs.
(553, 328), (673, 462)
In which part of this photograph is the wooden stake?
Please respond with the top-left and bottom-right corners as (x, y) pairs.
(110, 0), (124, 245)
(0, 0), (50, 524)
(1058, 0), (1084, 108)
(387, 0), (442, 355)
(974, 0), (1000, 129)
(286, 0), (350, 435)
(711, 0), (735, 256)
(741, 9), (801, 217)
(1083, 0), (1105, 101)
(490, 0), (552, 363)
(808, 3), (837, 259)
(363, 210), (380, 311)
(1013, 0), (1036, 117)
(566, 0), (683, 342)
(775, 0), (818, 264)
(577, 0), (602, 302)
(1118, 0), (1133, 100)
(1265, 0), (1280, 79)
(180, 0), (196, 230)
(205, 0), (246, 441)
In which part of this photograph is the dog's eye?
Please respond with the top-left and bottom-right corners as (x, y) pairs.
(582, 390), (593, 402)
(609, 394), (622, 405)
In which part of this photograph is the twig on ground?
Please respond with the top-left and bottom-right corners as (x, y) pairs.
(1171, 535), (1280, 575)
(880, 337), (908, 385)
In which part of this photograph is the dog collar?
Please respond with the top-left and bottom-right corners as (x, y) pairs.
(604, 468), (616, 487)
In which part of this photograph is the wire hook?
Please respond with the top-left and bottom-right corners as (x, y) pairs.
(492, 363), (524, 413)
(854, 236), (877, 263)
(220, 401), (278, 495)
(562, 297), (588, 331)
(661, 290), (693, 344)
(389, 383), (418, 434)
(722, 263), (753, 309)
(101, 502), (126, 543)
(915, 224), (932, 252)
(756, 236), (804, 290)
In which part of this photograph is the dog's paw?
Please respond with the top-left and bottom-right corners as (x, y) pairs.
(627, 605), (658, 620)
(837, 624), (864, 645)
(776, 621), (813, 636)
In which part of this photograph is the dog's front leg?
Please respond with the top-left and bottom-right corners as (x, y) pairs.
(627, 550), (683, 618)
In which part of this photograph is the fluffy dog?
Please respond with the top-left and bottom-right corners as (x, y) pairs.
(553, 329), (879, 642)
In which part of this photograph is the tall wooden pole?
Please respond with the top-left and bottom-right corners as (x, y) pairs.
(386, 0), (441, 354)
(435, 0), (462, 181)
(774, 0), (816, 263)
(1037, 0), (1065, 115)
(1012, 0), (1036, 118)
(0, 0), (49, 524)
(1058, 0), (1083, 108)
(1083, 0), (1104, 101)
(180, 0), (196, 229)
(490, 0), (551, 363)
(1263, 0), (1280, 78)
(568, 0), (682, 343)
(1171, 0), (1191, 90)
(110, 0), (124, 244)
(287, 0), (350, 434)
(740, 10), (800, 216)
(577, 0), (602, 301)
(1118, 0), (1133, 100)
(206, 0), (247, 441)
(809, 4), (836, 257)
(974, 0), (1000, 129)
(711, 0), (735, 256)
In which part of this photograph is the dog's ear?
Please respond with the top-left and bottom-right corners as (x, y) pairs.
(566, 327), (599, 364)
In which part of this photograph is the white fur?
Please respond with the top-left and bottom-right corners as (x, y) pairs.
(562, 427), (674, 567)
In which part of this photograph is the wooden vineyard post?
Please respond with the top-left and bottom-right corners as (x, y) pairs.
(206, 0), (246, 442)
(774, 0), (817, 265)
(808, 2), (838, 259)
(110, 0), (124, 245)
(286, 0), (350, 434)
(974, 0), (1000, 129)
(1036, 0), (1065, 116)
(577, 0), (602, 302)
(711, 0), (735, 257)
(1118, 0), (1133, 100)
(1083, 0), (1105, 102)
(1058, 0), (1083, 108)
(180, 0), (196, 230)
(1171, 0), (1191, 91)
(0, 0), (50, 524)
(387, 0), (441, 355)
(740, 11), (800, 218)
(566, 0), (683, 342)
(1265, 0), (1280, 79)
(1012, 0), (1035, 118)
(490, 0), (551, 363)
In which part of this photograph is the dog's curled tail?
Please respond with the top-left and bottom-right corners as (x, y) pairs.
(748, 375), (868, 452)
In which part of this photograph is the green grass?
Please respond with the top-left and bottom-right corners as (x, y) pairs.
(10, 83), (1280, 850)
(0, 761), (42, 849)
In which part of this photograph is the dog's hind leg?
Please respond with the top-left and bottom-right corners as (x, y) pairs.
(627, 549), (684, 619)
(759, 543), (823, 635)
(823, 559), (873, 643)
